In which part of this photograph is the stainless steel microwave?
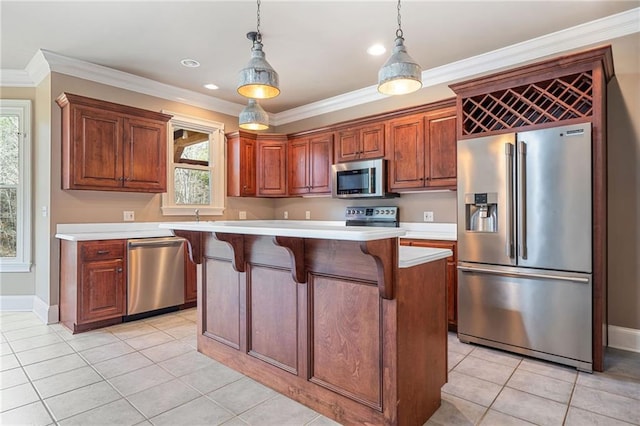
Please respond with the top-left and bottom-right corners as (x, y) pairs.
(331, 158), (396, 198)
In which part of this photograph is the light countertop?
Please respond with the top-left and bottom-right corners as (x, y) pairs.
(55, 221), (457, 242)
(55, 222), (174, 241)
(159, 220), (405, 241)
(398, 246), (452, 268)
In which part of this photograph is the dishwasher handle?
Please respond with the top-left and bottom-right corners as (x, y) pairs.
(127, 238), (185, 249)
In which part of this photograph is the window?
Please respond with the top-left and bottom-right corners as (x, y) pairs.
(161, 113), (225, 216)
(0, 100), (31, 272)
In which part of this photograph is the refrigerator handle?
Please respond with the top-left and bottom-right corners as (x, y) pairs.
(457, 265), (590, 283)
(505, 143), (515, 258)
(518, 141), (527, 259)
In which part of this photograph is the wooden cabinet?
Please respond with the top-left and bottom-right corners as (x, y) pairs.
(335, 123), (385, 162)
(288, 132), (333, 195)
(174, 230), (201, 306)
(60, 239), (126, 333)
(400, 238), (458, 331)
(257, 135), (288, 197)
(227, 131), (257, 197)
(56, 93), (171, 193)
(388, 106), (457, 191)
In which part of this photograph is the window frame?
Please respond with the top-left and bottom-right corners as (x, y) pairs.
(0, 99), (32, 272)
(161, 112), (225, 216)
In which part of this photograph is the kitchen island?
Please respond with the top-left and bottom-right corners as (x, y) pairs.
(160, 221), (450, 425)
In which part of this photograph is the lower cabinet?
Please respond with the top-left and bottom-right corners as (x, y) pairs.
(401, 238), (458, 330)
(60, 239), (127, 333)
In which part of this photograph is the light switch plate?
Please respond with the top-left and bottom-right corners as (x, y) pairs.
(305, 211), (311, 220)
(239, 211), (247, 220)
(123, 211), (135, 221)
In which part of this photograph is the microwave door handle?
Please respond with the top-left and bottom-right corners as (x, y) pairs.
(505, 143), (515, 259)
(370, 168), (375, 194)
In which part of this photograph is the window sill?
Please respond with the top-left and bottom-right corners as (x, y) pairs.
(161, 206), (225, 216)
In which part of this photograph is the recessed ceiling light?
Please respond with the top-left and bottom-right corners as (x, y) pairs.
(204, 83), (219, 90)
(180, 58), (200, 68)
(367, 44), (386, 56)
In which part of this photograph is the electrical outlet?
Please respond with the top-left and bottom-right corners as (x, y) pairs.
(123, 211), (135, 221)
(423, 211), (434, 222)
(239, 211), (247, 220)
(305, 211), (311, 220)
(284, 211), (289, 219)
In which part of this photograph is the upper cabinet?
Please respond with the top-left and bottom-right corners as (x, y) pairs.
(257, 135), (288, 197)
(227, 131), (257, 197)
(388, 103), (457, 191)
(335, 123), (385, 163)
(56, 93), (171, 193)
(288, 132), (333, 195)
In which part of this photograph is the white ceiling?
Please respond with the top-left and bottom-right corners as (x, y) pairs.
(1, 1), (638, 118)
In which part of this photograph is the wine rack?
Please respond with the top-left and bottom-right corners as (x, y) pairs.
(461, 71), (593, 136)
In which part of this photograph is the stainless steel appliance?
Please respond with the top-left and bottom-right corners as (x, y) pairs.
(345, 206), (399, 227)
(127, 237), (186, 316)
(457, 122), (593, 371)
(332, 159), (397, 199)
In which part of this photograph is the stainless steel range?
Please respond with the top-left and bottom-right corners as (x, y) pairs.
(345, 206), (399, 227)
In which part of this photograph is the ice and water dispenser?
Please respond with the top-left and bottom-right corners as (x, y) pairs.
(464, 193), (498, 232)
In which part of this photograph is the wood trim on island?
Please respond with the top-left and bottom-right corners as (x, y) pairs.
(187, 231), (447, 425)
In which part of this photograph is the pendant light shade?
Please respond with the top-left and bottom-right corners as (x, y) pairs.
(239, 99), (269, 130)
(377, 36), (422, 95)
(237, 33), (280, 99)
(377, 0), (422, 96)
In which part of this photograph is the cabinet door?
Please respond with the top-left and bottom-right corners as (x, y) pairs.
(407, 239), (457, 330)
(288, 138), (310, 195)
(425, 111), (457, 188)
(123, 117), (167, 192)
(227, 133), (257, 197)
(335, 129), (360, 163)
(388, 115), (425, 190)
(257, 139), (287, 196)
(79, 257), (125, 324)
(359, 123), (385, 160)
(71, 106), (123, 189)
(308, 133), (333, 194)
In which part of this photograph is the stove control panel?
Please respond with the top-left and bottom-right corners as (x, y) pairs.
(345, 206), (398, 221)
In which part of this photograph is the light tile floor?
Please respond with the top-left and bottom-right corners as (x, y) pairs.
(1, 309), (639, 425)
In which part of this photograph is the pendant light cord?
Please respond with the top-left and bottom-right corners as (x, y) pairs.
(256, 0), (262, 43)
(396, 0), (403, 39)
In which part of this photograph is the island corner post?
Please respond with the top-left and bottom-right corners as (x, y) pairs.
(174, 229), (448, 425)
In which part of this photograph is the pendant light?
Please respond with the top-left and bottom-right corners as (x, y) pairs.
(239, 99), (269, 131)
(237, 0), (280, 99)
(377, 0), (422, 95)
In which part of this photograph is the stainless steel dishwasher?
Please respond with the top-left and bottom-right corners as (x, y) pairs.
(127, 237), (186, 315)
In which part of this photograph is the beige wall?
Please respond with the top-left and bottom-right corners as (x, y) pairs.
(607, 38), (640, 329)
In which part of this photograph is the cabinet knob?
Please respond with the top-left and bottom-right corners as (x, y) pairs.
(116, 267), (123, 273)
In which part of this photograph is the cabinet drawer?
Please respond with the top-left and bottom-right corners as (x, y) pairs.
(81, 241), (125, 261)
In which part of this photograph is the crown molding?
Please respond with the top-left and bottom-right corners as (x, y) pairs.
(272, 7), (639, 126)
(1, 7), (637, 125)
(40, 49), (245, 116)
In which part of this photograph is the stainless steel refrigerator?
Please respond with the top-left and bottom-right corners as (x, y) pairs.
(457, 122), (593, 371)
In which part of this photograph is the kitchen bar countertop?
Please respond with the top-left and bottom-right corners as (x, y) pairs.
(398, 245), (452, 268)
(160, 220), (406, 241)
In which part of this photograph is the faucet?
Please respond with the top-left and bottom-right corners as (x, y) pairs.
(194, 209), (200, 222)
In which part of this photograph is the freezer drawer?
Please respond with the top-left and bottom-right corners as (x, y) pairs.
(127, 237), (186, 315)
(457, 262), (592, 371)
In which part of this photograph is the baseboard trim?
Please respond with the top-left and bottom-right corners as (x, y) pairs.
(0, 295), (58, 325)
(609, 325), (640, 353)
(33, 296), (58, 325)
(0, 295), (34, 311)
